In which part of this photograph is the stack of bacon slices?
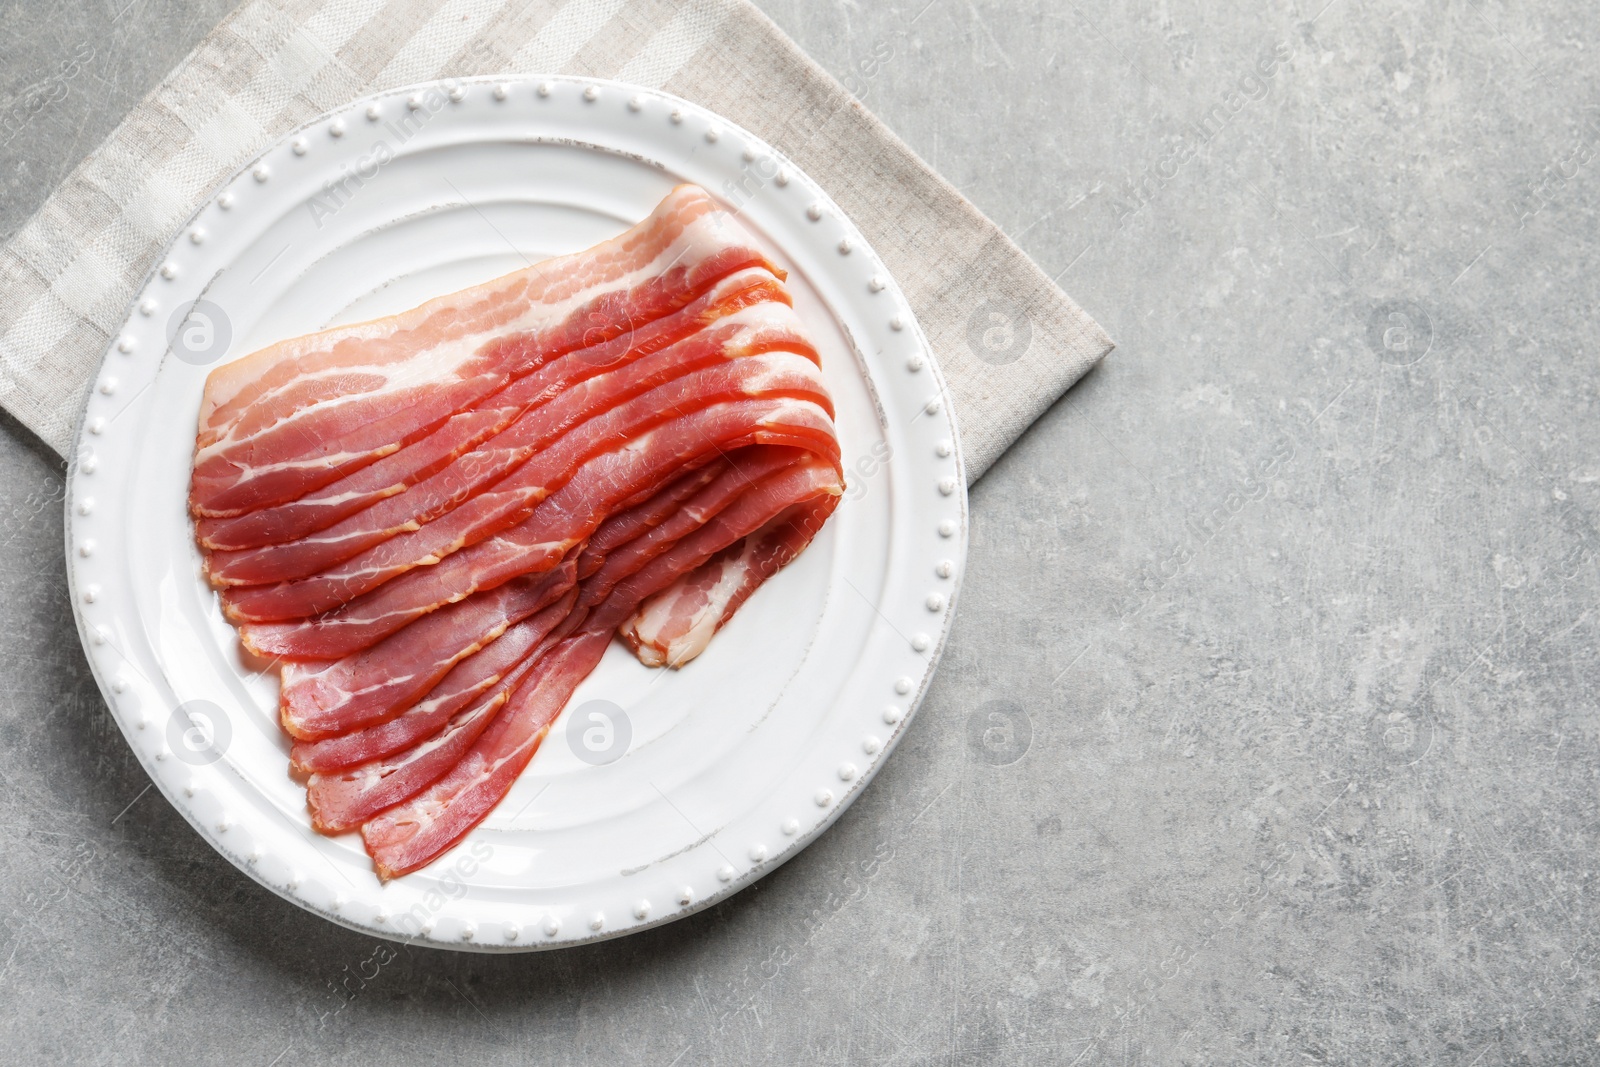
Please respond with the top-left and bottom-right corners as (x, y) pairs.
(188, 185), (843, 880)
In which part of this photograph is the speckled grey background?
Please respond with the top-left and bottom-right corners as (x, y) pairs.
(3, 1), (1598, 1063)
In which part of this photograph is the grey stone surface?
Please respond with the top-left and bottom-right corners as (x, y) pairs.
(2, 0), (1598, 1062)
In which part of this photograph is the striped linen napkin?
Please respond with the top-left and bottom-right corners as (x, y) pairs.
(0, 0), (1111, 479)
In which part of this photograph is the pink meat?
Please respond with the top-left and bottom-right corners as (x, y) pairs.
(361, 630), (612, 879)
(282, 453), (759, 771)
(295, 453), (798, 825)
(575, 461), (730, 579)
(203, 301), (815, 587)
(360, 458), (843, 879)
(289, 590), (577, 776)
(227, 389), (839, 631)
(195, 268), (787, 552)
(570, 447), (804, 614)
(622, 502), (836, 668)
(191, 186), (780, 516)
(302, 610), (578, 834)
(308, 684), (513, 834)
(277, 558), (576, 740)
(189, 185), (850, 883)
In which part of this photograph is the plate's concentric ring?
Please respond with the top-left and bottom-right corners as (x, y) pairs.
(65, 76), (967, 950)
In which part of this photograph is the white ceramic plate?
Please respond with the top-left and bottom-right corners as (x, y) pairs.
(64, 76), (966, 951)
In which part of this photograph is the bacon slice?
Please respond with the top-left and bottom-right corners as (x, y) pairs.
(194, 268), (788, 552)
(228, 392), (838, 637)
(360, 459), (842, 879)
(302, 605), (575, 834)
(296, 452), (792, 826)
(307, 683), (512, 835)
(360, 629), (611, 878)
(287, 590), (575, 776)
(292, 449), (779, 821)
(575, 460), (730, 579)
(283, 453), (747, 773)
(622, 504), (834, 668)
(202, 302), (816, 588)
(277, 559), (576, 740)
(570, 447), (805, 614)
(191, 186), (778, 517)
(191, 185), (849, 882)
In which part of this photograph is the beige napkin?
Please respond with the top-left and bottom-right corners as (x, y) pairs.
(0, 0), (1111, 480)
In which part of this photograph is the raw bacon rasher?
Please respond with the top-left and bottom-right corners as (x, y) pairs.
(191, 186), (779, 517)
(190, 185), (843, 880)
(203, 305), (824, 591)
